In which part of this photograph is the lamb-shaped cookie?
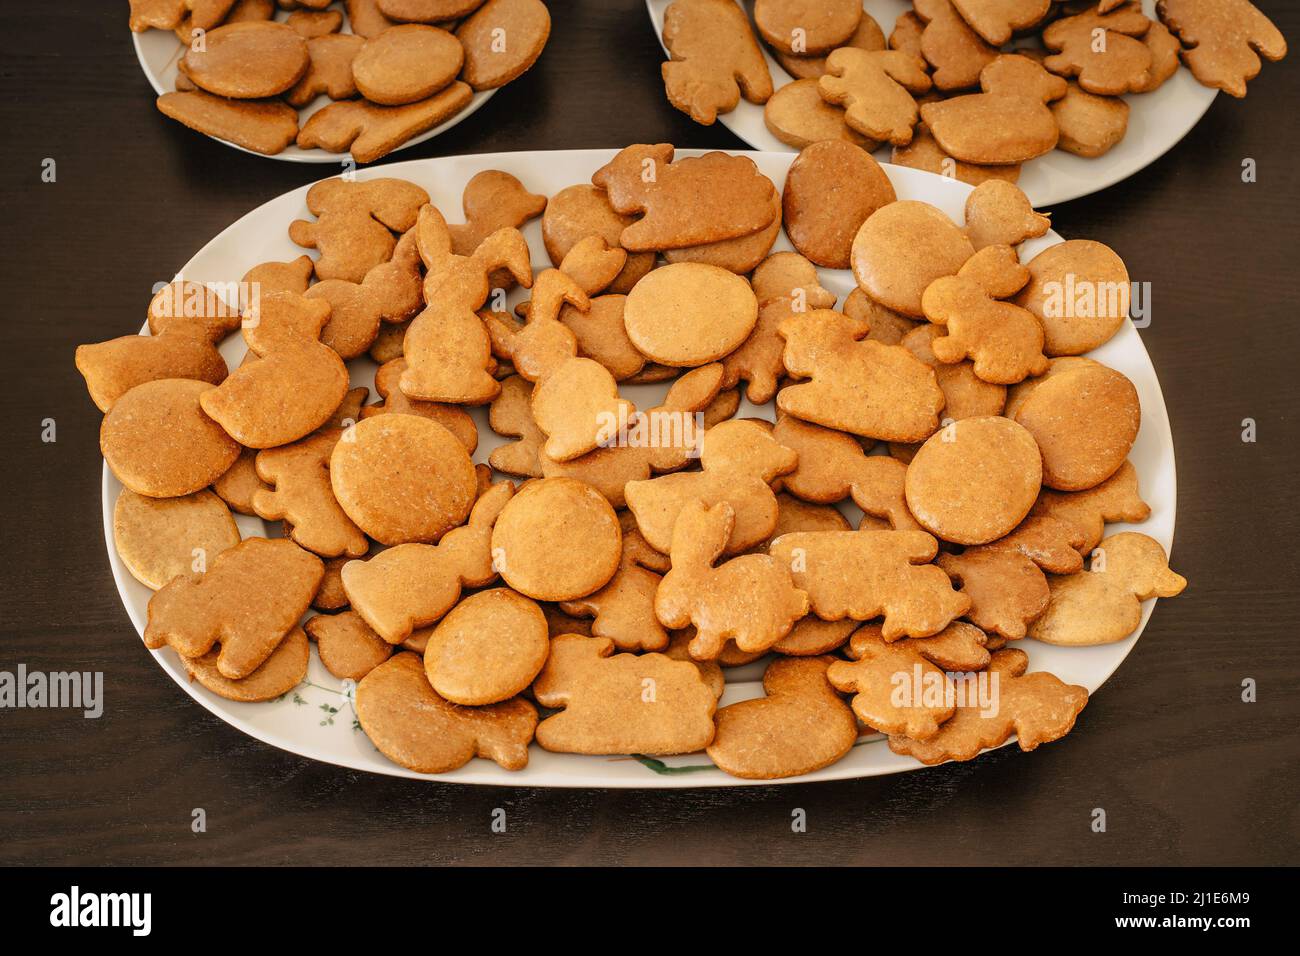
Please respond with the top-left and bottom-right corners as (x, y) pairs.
(559, 515), (673, 652)
(772, 414), (920, 531)
(722, 252), (837, 404)
(951, 0), (1052, 45)
(340, 481), (513, 643)
(937, 516), (1085, 639)
(707, 656), (859, 779)
(356, 652), (537, 773)
(661, 0), (774, 125)
(76, 280), (240, 411)
(914, 0), (998, 90)
(625, 418), (798, 555)
(655, 500), (809, 661)
(399, 204), (532, 404)
(922, 244), (1050, 385)
(1157, 0), (1287, 98)
(1042, 2), (1154, 96)
(199, 291), (349, 448)
(778, 309), (944, 442)
(888, 647), (1088, 764)
(827, 621), (990, 738)
(532, 633), (718, 756)
(288, 177), (430, 282)
(537, 363), (727, 508)
(361, 357), (478, 452)
(591, 144), (778, 252)
(1029, 531), (1186, 645)
(1030, 459), (1150, 553)
(817, 49), (932, 146)
(963, 179), (1051, 252)
(769, 527), (970, 639)
(921, 54), (1067, 165)
(144, 536), (324, 679)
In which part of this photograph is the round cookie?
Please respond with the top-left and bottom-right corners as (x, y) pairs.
(490, 477), (621, 601)
(424, 588), (549, 705)
(179, 21), (310, 99)
(754, 0), (861, 55)
(775, 7), (885, 79)
(904, 416), (1042, 545)
(330, 415), (477, 545)
(101, 379), (241, 498)
(783, 140), (896, 269)
(623, 262), (758, 366)
(113, 488), (241, 590)
(851, 200), (974, 316)
(456, 0), (550, 91)
(1015, 240), (1130, 355)
(1011, 358), (1140, 491)
(351, 24), (463, 105)
(763, 78), (872, 150)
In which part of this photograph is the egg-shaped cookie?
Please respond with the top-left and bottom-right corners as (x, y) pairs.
(180, 21), (310, 99)
(330, 415), (477, 545)
(623, 262), (757, 366)
(101, 378), (241, 498)
(851, 200), (974, 316)
(1015, 240), (1130, 355)
(783, 140), (896, 269)
(351, 24), (464, 105)
(424, 588), (549, 705)
(490, 477), (621, 601)
(904, 416), (1042, 545)
(1010, 358), (1140, 491)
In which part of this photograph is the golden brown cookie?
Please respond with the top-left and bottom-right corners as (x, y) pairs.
(755, 0), (862, 55)
(101, 379), (241, 498)
(305, 611), (393, 680)
(708, 656), (858, 779)
(842, 287), (922, 344)
(532, 634), (717, 756)
(900, 324), (1007, 426)
(951, 0), (1051, 45)
(286, 33), (365, 107)
(290, 177), (430, 283)
(348, 0), (398, 36)
(286, 8), (343, 36)
(362, 359), (478, 453)
(1015, 239), (1130, 355)
(851, 200), (974, 317)
(456, 0), (550, 90)
(487, 375), (544, 477)
(448, 170), (547, 259)
(253, 427), (368, 559)
(183, 625), (309, 703)
(775, 6), (886, 79)
(211, 448), (265, 515)
(113, 488), (241, 590)
(424, 588), (549, 704)
(914, 0), (998, 90)
(763, 78), (871, 150)
(623, 262), (757, 367)
(1031, 459), (1149, 553)
(662, 0), (774, 125)
(892, 123), (1022, 186)
(559, 517), (672, 652)
(1043, 2), (1154, 96)
(904, 416), (1042, 545)
(1157, 0), (1287, 97)
(356, 652), (537, 773)
(179, 21), (309, 99)
(818, 49), (932, 145)
(1052, 82), (1130, 158)
(964, 179), (1051, 252)
(352, 24), (463, 105)
(783, 140), (896, 270)
(296, 83), (473, 163)
(542, 184), (654, 294)
(156, 91), (299, 155)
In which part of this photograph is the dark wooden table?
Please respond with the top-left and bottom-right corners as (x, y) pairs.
(0, 0), (1296, 867)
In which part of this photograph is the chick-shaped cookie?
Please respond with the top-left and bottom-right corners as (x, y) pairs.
(661, 0), (774, 126)
(625, 418), (798, 555)
(400, 204), (533, 404)
(76, 280), (240, 412)
(778, 309), (944, 442)
(827, 622), (990, 739)
(1042, 2), (1154, 96)
(769, 527), (970, 639)
(506, 242), (637, 462)
(655, 500), (809, 661)
(921, 54), (1067, 165)
(532, 633), (718, 756)
(340, 482), (513, 643)
(355, 652), (537, 773)
(817, 48), (932, 146)
(447, 170), (547, 258)
(1157, 0), (1288, 98)
(963, 179), (1051, 252)
(707, 656), (859, 779)
(888, 647), (1088, 764)
(199, 290), (349, 448)
(288, 177), (431, 283)
(772, 414), (920, 531)
(560, 514), (672, 652)
(1029, 531), (1186, 645)
(144, 536), (324, 679)
(922, 244), (1050, 385)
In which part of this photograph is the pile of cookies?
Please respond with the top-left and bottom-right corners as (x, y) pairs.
(129, 0), (550, 159)
(659, 0), (1287, 181)
(77, 143), (1186, 780)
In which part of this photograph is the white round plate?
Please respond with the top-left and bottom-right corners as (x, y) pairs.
(645, 0), (1216, 206)
(101, 148), (1177, 787)
(131, 2), (494, 164)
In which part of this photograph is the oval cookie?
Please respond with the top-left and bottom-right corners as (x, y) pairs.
(180, 21), (310, 99)
(623, 262), (758, 366)
(113, 488), (241, 590)
(1015, 239), (1130, 355)
(851, 200), (974, 316)
(783, 140), (896, 269)
(424, 588), (549, 705)
(351, 24), (463, 105)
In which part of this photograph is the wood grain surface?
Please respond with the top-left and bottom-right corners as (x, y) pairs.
(0, 1), (1296, 866)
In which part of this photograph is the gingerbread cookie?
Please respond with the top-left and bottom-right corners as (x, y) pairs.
(296, 84), (473, 163)
(775, 6), (885, 79)
(362, 358), (479, 452)
(914, 0), (998, 90)
(1015, 239), (1130, 355)
(559, 516), (671, 652)
(964, 179), (1051, 252)
(253, 427), (369, 559)
(156, 91), (299, 155)
(755, 0), (862, 55)
(113, 488), (240, 590)
(286, 33), (365, 107)
(708, 656), (859, 779)
(852, 200), (974, 317)
(818, 49), (932, 145)
(305, 611), (393, 680)
(661, 187), (783, 275)
(623, 262), (758, 366)
(487, 375), (544, 477)
(1157, 0), (1287, 97)
(662, 0), (774, 125)
(184, 624), (308, 703)
(1031, 459), (1149, 553)
(951, 0), (1051, 45)
(542, 185), (654, 294)
(290, 177), (430, 283)
(532, 634), (717, 756)
(764, 78), (870, 150)
(1043, 2), (1154, 96)
(424, 588), (549, 704)
(448, 170), (547, 259)
(783, 140), (896, 269)
(842, 287), (922, 345)
(892, 123), (1022, 186)
(352, 24), (463, 105)
(179, 21), (309, 99)
(456, 0), (550, 90)
(355, 652), (537, 773)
